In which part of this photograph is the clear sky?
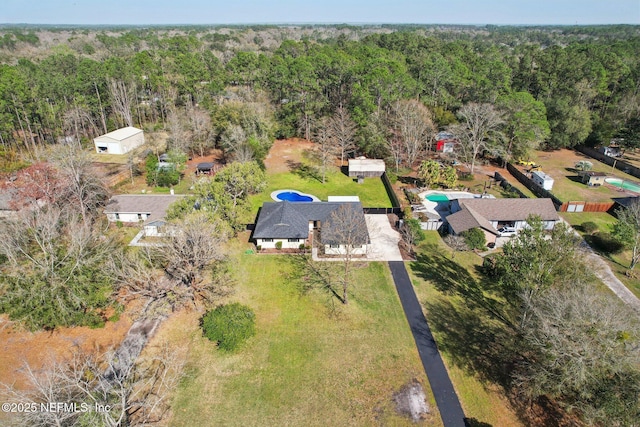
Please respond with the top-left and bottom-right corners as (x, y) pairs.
(2, 0), (639, 25)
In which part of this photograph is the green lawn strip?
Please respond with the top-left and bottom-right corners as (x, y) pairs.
(405, 232), (524, 427)
(560, 212), (640, 299)
(170, 251), (439, 427)
(249, 168), (392, 212)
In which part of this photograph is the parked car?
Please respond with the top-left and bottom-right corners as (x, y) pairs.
(498, 226), (517, 237)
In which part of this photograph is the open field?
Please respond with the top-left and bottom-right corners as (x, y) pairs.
(163, 240), (439, 426)
(522, 149), (639, 202)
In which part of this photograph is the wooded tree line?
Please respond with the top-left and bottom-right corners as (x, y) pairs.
(0, 27), (638, 168)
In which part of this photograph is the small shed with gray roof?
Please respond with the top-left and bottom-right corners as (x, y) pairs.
(348, 158), (386, 178)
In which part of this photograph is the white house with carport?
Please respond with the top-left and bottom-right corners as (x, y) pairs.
(446, 198), (559, 244)
(94, 126), (145, 155)
(253, 201), (370, 255)
(104, 194), (183, 224)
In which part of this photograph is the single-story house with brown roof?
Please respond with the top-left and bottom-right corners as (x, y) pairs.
(446, 198), (559, 243)
(104, 194), (183, 223)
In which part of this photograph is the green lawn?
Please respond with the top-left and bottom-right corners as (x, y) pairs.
(168, 247), (440, 427)
(528, 150), (633, 203)
(249, 168), (392, 215)
(406, 232), (524, 427)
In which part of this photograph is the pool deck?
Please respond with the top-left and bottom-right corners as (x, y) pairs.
(414, 190), (495, 221)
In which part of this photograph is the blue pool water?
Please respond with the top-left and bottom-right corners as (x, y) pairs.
(276, 191), (314, 202)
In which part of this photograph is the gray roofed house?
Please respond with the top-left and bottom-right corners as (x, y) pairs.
(253, 201), (370, 254)
(446, 198), (559, 243)
(104, 194), (184, 223)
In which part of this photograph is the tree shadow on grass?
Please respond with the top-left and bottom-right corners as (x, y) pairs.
(410, 244), (512, 327)
(414, 244), (578, 427)
(285, 254), (345, 315)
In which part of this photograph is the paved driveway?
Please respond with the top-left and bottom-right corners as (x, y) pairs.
(365, 214), (403, 261)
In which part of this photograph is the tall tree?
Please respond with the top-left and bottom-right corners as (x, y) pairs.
(612, 200), (640, 271)
(389, 99), (435, 167)
(497, 91), (550, 163)
(108, 78), (135, 127)
(448, 102), (504, 174)
(327, 106), (357, 165)
(323, 204), (370, 304)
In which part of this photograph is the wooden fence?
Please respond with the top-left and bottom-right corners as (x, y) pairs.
(559, 201), (615, 213)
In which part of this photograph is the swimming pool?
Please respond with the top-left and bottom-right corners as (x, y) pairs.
(605, 178), (640, 193)
(271, 189), (320, 202)
(425, 193), (449, 202)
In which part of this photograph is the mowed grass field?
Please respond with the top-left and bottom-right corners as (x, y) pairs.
(406, 232), (524, 427)
(526, 149), (638, 202)
(163, 243), (440, 427)
(248, 167), (393, 214)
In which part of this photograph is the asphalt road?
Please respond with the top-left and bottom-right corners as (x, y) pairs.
(388, 261), (467, 427)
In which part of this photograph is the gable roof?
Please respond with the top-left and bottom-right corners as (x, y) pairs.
(348, 159), (386, 173)
(94, 126), (143, 143)
(253, 201), (370, 245)
(447, 204), (500, 236)
(446, 198), (559, 235)
(104, 194), (183, 221)
(457, 198), (559, 222)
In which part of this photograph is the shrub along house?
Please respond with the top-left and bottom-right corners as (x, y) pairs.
(252, 201), (370, 255)
(446, 198), (559, 244)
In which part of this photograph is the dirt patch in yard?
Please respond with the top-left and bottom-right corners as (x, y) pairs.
(393, 378), (430, 422)
(0, 314), (132, 390)
(264, 138), (315, 173)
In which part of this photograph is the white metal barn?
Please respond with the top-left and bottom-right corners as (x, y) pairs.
(94, 126), (145, 155)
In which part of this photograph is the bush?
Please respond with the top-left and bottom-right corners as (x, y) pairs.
(201, 303), (256, 351)
(275, 241), (282, 250)
(589, 232), (624, 254)
(581, 221), (598, 234)
(461, 227), (486, 250)
(458, 172), (474, 181)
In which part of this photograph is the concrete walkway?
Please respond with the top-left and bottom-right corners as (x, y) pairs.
(561, 218), (640, 314)
(582, 243), (640, 313)
(365, 214), (403, 261)
(388, 261), (467, 427)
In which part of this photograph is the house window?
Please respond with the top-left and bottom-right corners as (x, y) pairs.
(329, 244), (340, 248)
(288, 238), (299, 242)
(352, 244), (362, 248)
(137, 213), (142, 220)
(262, 238), (274, 242)
(115, 213), (120, 220)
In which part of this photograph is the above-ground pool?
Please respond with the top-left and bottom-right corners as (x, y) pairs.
(425, 193), (449, 202)
(605, 178), (640, 193)
(271, 189), (320, 202)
